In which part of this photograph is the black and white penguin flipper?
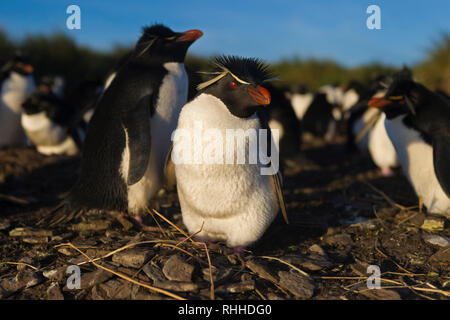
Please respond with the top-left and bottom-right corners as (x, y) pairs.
(257, 108), (289, 224)
(121, 93), (152, 185)
(271, 171), (289, 224)
(433, 135), (450, 197)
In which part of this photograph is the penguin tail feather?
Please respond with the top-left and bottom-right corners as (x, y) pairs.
(36, 201), (84, 227)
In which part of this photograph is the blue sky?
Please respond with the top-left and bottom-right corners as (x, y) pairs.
(1, 0), (449, 67)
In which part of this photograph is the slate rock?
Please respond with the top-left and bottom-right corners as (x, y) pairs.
(91, 279), (137, 300)
(245, 259), (278, 283)
(358, 288), (402, 300)
(202, 266), (233, 285)
(277, 271), (315, 299)
(112, 248), (152, 268)
(0, 220), (11, 231)
(153, 281), (199, 293)
(423, 234), (450, 247)
(80, 269), (113, 289)
(216, 280), (255, 294)
(143, 263), (166, 283)
(22, 236), (49, 244)
(16, 270), (44, 289)
(162, 255), (194, 282)
(0, 271), (44, 299)
(282, 254), (331, 271)
(308, 244), (327, 256)
(9, 227), (52, 237)
(0, 277), (21, 299)
(43, 267), (66, 282)
(323, 233), (353, 247)
(47, 282), (64, 300)
(72, 219), (111, 232)
(429, 248), (450, 265)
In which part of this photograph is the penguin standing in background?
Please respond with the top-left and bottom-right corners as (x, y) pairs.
(286, 84), (313, 122)
(21, 81), (83, 156)
(65, 24), (202, 221)
(318, 83), (345, 121)
(0, 54), (35, 147)
(341, 81), (367, 115)
(347, 88), (399, 176)
(42, 75), (65, 98)
(347, 71), (413, 176)
(286, 85), (336, 141)
(368, 78), (450, 216)
(265, 83), (302, 159)
(170, 56), (288, 251)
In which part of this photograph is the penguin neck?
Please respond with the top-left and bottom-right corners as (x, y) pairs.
(189, 93), (259, 126)
(153, 61), (187, 122)
(163, 62), (185, 75)
(3, 71), (33, 92)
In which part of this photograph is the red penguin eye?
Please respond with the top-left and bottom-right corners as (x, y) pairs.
(230, 82), (237, 88)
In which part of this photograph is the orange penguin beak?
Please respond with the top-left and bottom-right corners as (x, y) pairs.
(248, 85), (271, 105)
(368, 97), (392, 108)
(23, 64), (33, 74)
(176, 29), (203, 42)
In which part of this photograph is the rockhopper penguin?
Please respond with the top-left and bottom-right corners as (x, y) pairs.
(0, 54), (35, 147)
(169, 56), (288, 251)
(66, 24), (202, 218)
(368, 78), (450, 216)
(21, 81), (84, 156)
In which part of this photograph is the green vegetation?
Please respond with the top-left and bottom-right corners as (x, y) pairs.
(415, 33), (450, 94)
(1, 29), (449, 95)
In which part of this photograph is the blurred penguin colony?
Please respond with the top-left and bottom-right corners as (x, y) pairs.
(0, 26), (449, 231)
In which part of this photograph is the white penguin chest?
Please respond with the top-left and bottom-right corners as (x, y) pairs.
(342, 89), (359, 111)
(290, 93), (313, 120)
(367, 112), (398, 168)
(385, 116), (450, 213)
(21, 111), (66, 145)
(151, 62), (188, 150)
(1, 72), (35, 113)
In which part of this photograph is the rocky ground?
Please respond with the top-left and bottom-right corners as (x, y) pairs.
(0, 134), (448, 300)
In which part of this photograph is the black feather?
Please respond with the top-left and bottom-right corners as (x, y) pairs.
(213, 55), (274, 84)
(138, 24), (175, 44)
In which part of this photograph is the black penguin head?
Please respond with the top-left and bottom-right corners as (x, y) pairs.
(368, 78), (423, 119)
(293, 84), (309, 94)
(197, 55), (273, 118)
(133, 24), (202, 63)
(368, 67), (418, 118)
(22, 83), (58, 116)
(1, 53), (34, 76)
(368, 77), (450, 138)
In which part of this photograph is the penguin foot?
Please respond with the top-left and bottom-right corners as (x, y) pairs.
(133, 215), (161, 232)
(232, 246), (246, 254)
(380, 167), (395, 177)
(193, 235), (214, 243)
